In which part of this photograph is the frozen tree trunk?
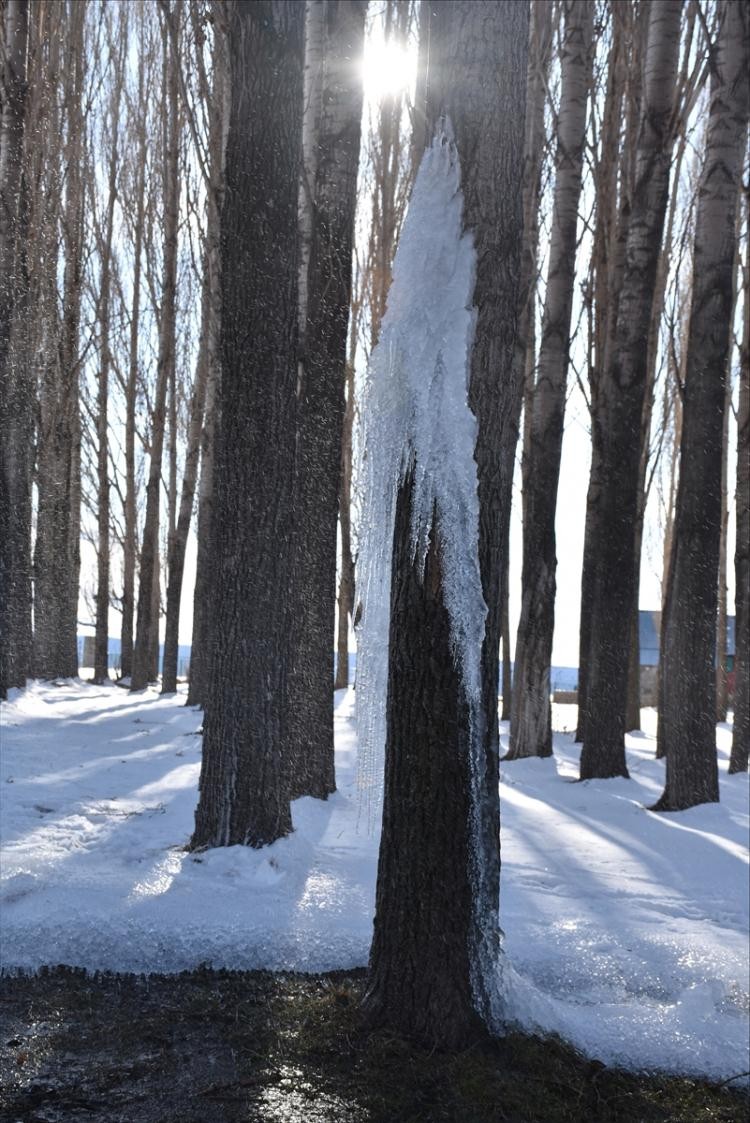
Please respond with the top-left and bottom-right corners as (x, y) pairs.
(580, 0), (682, 780)
(507, 0), (593, 761)
(131, 7), (180, 692)
(287, 0), (366, 799)
(500, 549), (511, 722)
(190, 0), (304, 849)
(94, 46), (124, 685)
(729, 213), (749, 773)
(655, 1), (749, 809)
(364, 0), (527, 1049)
(34, 1), (86, 680)
(0, 0), (31, 698)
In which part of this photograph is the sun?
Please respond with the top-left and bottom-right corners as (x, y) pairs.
(361, 33), (416, 102)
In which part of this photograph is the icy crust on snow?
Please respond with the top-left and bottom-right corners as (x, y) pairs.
(355, 126), (487, 828)
(1, 685), (748, 1083)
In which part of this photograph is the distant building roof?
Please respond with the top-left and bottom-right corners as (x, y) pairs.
(638, 610), (735, 666)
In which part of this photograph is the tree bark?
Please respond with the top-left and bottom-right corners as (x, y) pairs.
(507, 0), (593, 761)
(656, 0), (749, 808)
(161, 276), (210, 694)
(131, 4), (180, 691)
(580, 0), (682, 780)
(576, 0), (636, 742)
(33, 0), (87, 680)
(0, 0), (31, 698)
(190, 0), (304, 849)
(364, 0), (527, 1048)
(502, 0), (552, 726)
(334, 360), (355, 691)
(729, 180), (749, 772)
(94, 30), (125, 685)
(287, 0), (366, 799)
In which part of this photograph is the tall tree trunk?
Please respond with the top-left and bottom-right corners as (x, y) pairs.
(502, 0), (552, 725)
(0, 0), (31, 698)
(656, 0), (749, 808)
(94, 35), (124, 684)
(576, 0), (636, 742)
(334, 361), (355, 691)
(507, 0), (593, 761)
(34, 0), (87, 680)
(364, 0), (527, 1048)
(131, 5), (180, 691)
(580, 0), (682, 780)
(120, 15), (148, 684)
(716, 220), (742, 722)
(287, 0), (366, 800)
(190, 0), (304, 849)
(161, 275), (210, 693)
(185, 4), (227, 710)
(729, 181), (749, 772)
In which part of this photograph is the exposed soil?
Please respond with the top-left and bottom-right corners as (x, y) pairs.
(0, 967), (747, 1122)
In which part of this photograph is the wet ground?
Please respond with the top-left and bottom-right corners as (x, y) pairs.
(0, 967), (747, 1122)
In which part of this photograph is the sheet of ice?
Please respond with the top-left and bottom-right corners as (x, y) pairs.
(1, 683), (748, 1084)
(354, 125), (486, 831)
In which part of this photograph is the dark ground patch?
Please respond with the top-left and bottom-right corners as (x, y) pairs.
(0, 967), (747, 1122)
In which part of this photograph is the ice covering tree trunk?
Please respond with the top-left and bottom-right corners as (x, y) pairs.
(507, 0), (592, 761)
(0, 0), (31, 698)
(656, 1), (749, 807)
(729, 208), (749, 773)
(361, 0), (527, 1049)
(580, 0), (682, 780)
(334, 360), (355, 691)
(131, 6), (180, 692)
(34, 1), (86, 681)
(190, 0), (304, 849)
(287, 0), (366, 799)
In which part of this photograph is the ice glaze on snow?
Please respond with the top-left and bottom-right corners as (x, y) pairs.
(1, 681), (748, 1083)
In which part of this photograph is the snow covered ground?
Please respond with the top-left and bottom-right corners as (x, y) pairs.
(1, 680), (747, 1083)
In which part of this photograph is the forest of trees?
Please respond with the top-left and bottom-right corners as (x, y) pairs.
(0, 0), (748, 1049)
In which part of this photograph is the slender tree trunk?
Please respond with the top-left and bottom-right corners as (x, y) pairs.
(580, 0), (682, 780)
(364, 0), (527, 1048)
(121, 148), (146, 682)
(131, 6), (180, 691)
(287, 0), (366, 799)
(334, 362), (355, 691)
(502, 0), (552, 725)
(729, 182), (749, 772)
(656, 0), (749, 808)
(0, 0), (31, 698)
(507, 0), (593, 761)
(94, 40), (124, 684)
(34, 0), (87, 680)
(576, 1), (635, 742)
(161, 276), (210, 693)
(190, 0), (304, 848)
(185, 6), (227, 709)
(715, 355), (732, 722)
